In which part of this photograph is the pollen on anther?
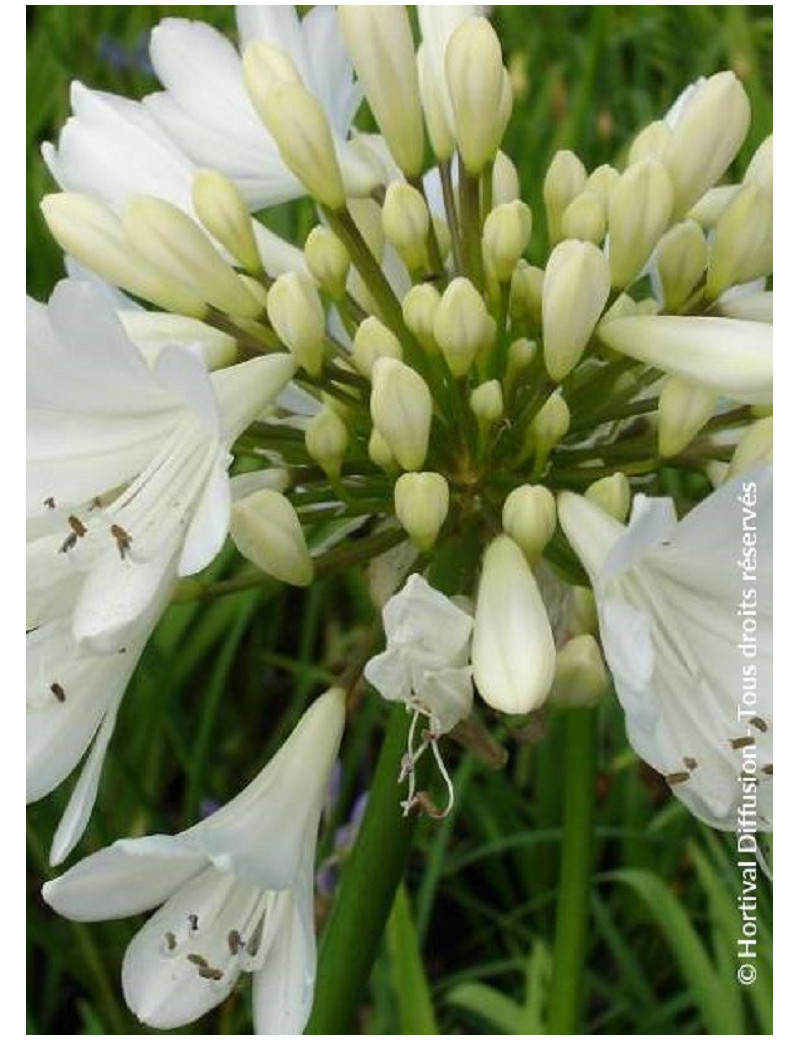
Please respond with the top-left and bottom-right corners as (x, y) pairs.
(227, 930), (243, 955)
(110, 524), (132, 559)
(50, 682), (66, 703)
(187, 953), (208, 967)
(683, 756), (698, 771)
(763, 763), (773, 776)
(188, 913), (199, 932)
(43, 496), (56, 510)
(730, 735), (755, 750)
(68, 514), (87, 538)
(198, 965), (224, 981)
(164, 931), (177, 951)
(750, 716), (769, 733)
(665, 770), (691, 785)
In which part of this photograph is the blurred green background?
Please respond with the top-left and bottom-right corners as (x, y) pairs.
(27, 5), (772, 1035)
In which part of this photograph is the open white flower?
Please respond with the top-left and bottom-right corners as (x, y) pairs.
(558, 466), (772, 830)
(43, 688), (346, 1034)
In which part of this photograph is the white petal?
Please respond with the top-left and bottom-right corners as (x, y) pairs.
(364, 646), (414, 704)
(557, 491), (625, 583)
(212, 354), (297, 441)
(418, 666), (474, 735)
(178, 456), (231, 576)
(383, 573), (473, 666)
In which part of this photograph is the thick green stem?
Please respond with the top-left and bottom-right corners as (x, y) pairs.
(306, 705), (429, 1033)
(458, 159), (484, 290)
(546, 707), (598, 1035)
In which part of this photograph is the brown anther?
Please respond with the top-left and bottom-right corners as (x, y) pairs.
(186, 953), (208, 967)
(43, 496), (56, 510)
(683, 756), (698, 771)
(59, 532), (78, 554)
(68, 515), (87, 538)
(227, 930), (243, 955)
(198, 966), (224, 981)
(750, 716), (768, 733)
(664, 771), (691, 786)
(164, 931), (177, 951)
(110, 524), (132, 559)
(88, 497), (103, 511)
(188, 913), (199, 932)
(403, 790), (447, 819)
(763, 764), (773, 776)
(49, 682), (66, 703)
(730, 735), (755, 750)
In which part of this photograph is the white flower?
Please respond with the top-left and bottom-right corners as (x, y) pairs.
(558, 467), (772, 830)
(42, 688), (346, 1034)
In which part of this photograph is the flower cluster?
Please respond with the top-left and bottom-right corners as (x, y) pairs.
(28, 4), (772, 1034)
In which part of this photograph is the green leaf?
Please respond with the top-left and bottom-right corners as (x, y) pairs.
(386, 883), (439, 1034)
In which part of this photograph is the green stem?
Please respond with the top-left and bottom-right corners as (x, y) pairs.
(546, 707), (598, 1035)
(306, 705), (429, 1033)
(458, 158), (484, 290)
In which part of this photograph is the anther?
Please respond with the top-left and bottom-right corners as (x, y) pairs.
(68, 515), (87, 538)
(198, 966), (224, 981)
(110, 524), (132, 559)
(227, 930), (243, 955)
(665, 770), (691, 785)
(188, 913), (199, 932)
(164, 931), (177, 951)
(763, 764), (773, 776)
(730, 735), (755, 749)
(683, 756), (698, 771)
(49, 682), (66, 703)
(43, 496), (56, 510)
(187, 953), (208, 967)
(750, 716), (768, 733)
(59, 532), (78, 554)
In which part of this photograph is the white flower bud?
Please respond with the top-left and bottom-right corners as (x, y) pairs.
(656, 220), (708, 311)
(445, 17), (511, 174)
(482, 200), (532, 282)
(585, 163), (621, 212)
(570, 587), (598, 636)
(266, 272), (326, 376)
(492, 151), (520, 205)
(244, 44), (345, 210)
(560, 192), (607, 244)
(727, 416), (773, 480)
(662, 71), (751, 215)
(627, 120), (671, 165)
(744, 135), (773, 195)
(417, 40), (456, 162)
(509, 263), (544, 325)
(402, 283), (441, 354)
(433, 216), (452, 263)
(527, 391), (570, 455)
(351, 316), (403, 379)
(123, 196), (264, 319)
(381, 182), (431, 272)
(192, 170), (261, 275)
(40, 193), (208, 318)
(585, 472), (631, 522)
(706, 184), (772, 298)
(608, 160), (674, 288)
(433, 276), (491, 377)
(549, 634), (608, 707)
(543, 150), (587, 243)
(472, 535), (556, 714)
(542, 240), (610, 380)
(394, 472), (450, 549)
(503, 337), (536, 393)
(502, 484), (556, 564)
(339, 6), (424, 177)
(118, 312), (236, 371)
(368, 427), (396, 471)
(305, 406), (349, 479)
(470, 380), (504, 424)
(230, 488), (313, 587)
(370, 357), (433, 471)
(657, 376), (717, 457)
(304, 226), (350, 299)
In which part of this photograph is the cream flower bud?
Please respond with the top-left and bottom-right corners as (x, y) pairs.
(662, 71), (751, 215)
(394, 472), (450, 549)
(504, 337), (536, 392)
(585, 163), (621, 211)
(433, 277), (491, 377)
(381, 182), (430, 272)
(402, 283), (441, 354)
(727, 416), (773, 480)
(657, 376), (717, 457)
(527, 391), (570, 455)
(445, 17), (511, 174)
(472, 535), (556, 714)
(706, 184), (772, 298)
(304, 226), (350, 299)
(656, 220), (708, 311)
(266, 272), (325, 376)
(549, 634), (608, 707)
(305, 406), (349, 479)
(608, 160), (674, 288)
(585, 472), (631, 522)
(570, 587), (598, 636)
(627, 120), (671, 165)
(543, 150), (587, 243)
(123, 196), (264, 318)
(244, 44), (345, 210)
(417, 40), (455, 162)
(339, 6), (424, 177)
(561, 192), (607, 244)
(370, 357), (433, 471)
(230, 488), (313, 587)
(509, 263), (544, 325)
(492, 151), (521, 205)
(192, 170), (261, 275)
(744, 135), (773, 194)
(542, 240), (610, 380)
(502, 484), (556, 564)
(351, 316), (403, 378)
(433, 216), (452, 262)
(482, 201), (532, 282)
(470, 380), (504, 424)
(368, 427), (396, 471)
(40, 193), (207, 317)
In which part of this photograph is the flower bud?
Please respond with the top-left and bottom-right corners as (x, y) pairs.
(230, 488), (313, 587)
(445, 17), (511, 174)
(472, 535), (556, 713)
(706, 184), (772, 298)
(368, 427), (396, 471)
(370, 357), (433, 471)
(492, 151), (520, 205)
(339, 6), (424, 177)
(542, 240), (610, 380)
(266, 272), (326, 376)
(584, 163), (621, 212)
(192, 170), (261, 275)
(509, 262), (544, 325)
(433, 216), (452, 262)
(543, 150), (587, 243)
(503, 337), (536, 393)
(304, 226), (350, 299)
(305, 406), (349, 480)
(40, 193), (208, 318)
(244, 44), (345, 210)
(744, 134), (773, 195)
(402, 283), (441, 354)
(548, 634), (608, 707)
(570, 586), (598, 636)
(627, 120), (671, 165)
(713, 291), (772, 324)
(394, 472), (450, 549)
(470, 380), (504, 424)
(433, 276), (491, 377)
(527, 391), (570, 456)
(351, 316), (403, 378)
(657, 376), (716, 457)
(381, 182), (430, 272)
(655, 220), (707, 311)
(502, 484), (556, 564)
(727, 416), (773, 480)
(417, 39), (455, 162)
(662, 71), (751, 215)
(608, 160), (674, 288)
(585, 472), (631, 522)
(118, 312), (236, 370)
(482, 200), (532, 282)
(560, 192), (606, 244)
